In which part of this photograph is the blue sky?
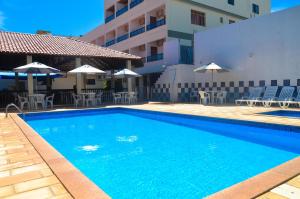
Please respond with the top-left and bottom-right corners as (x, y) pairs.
(0, 0), (299, 36)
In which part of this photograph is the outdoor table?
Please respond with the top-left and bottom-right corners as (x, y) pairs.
(28, 94), (45, 109)
(80, 93), (96, 107)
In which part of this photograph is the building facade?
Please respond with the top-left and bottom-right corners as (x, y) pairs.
(82, 0), (270, 99)
(153, 6), (300, 103)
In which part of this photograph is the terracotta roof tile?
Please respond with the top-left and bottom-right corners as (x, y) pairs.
(0, 31), (141, 60)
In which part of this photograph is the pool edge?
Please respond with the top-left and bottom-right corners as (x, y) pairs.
(10, 113), (111, 199)
(11, 108), (300, 199)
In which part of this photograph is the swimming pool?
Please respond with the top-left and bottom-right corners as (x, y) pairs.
(262, 110), (300, 119)
(24, 108), (300, 198)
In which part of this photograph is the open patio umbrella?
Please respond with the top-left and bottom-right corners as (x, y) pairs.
(13, 62), (61, 94)
(194, 63), (229, 86)
(113, 69), (141, 79)
(68, 65), (106, 92)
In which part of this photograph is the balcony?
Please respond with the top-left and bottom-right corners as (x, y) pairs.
(116, 6), (128, 17)
(105, 14), (115, 24)
(117, 33), (129, 43)
(147, 53), (164, 62)
(146, 18), (166, 31)
(130, 0), (144, 9)
(130, 26), (145, 37)
(106, 39), (116, 47)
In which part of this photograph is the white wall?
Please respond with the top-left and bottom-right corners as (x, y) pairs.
(154, 6), (300, 102)
(194, 6), (300, 86)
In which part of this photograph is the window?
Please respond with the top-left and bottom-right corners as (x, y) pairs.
(220, 17), (224, 23)
(229, 19), (235, 24)
(252, 4), (259, 14)
(86, 79), (96, 85)
(191, 10), (206, 26)
(228, 0), (234, 5)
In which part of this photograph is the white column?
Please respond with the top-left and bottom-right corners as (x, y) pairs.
(75, 58), (82, 94)
(127, 60), (133, 92)
(26, 55), (34, 95)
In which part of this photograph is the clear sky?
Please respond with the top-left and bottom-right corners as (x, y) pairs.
(0, 0), (299, 36)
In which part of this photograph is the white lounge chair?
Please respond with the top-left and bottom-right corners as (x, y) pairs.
(281, 88), (300, 108)
(199, 91), (210, 105)
(235, 87), (263, 105)
(247, 86), (278, 107)
(263, 86), (295, 108)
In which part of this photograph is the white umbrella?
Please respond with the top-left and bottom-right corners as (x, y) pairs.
(13, 62), (61, 94)
(68, 65), (106, 92)
(13, 62), (60, 74)
(194, 63), (229, 85)
(68, 65), (106, 74)
(113, 69), (141, 79)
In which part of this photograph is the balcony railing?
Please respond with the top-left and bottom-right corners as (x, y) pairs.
(147, 53), (164, 62)
(130, 0), (144, 9)
(146, 18), (166, 31)
(116, 6), (128, 17)
(130, 26), (145, 37)
(117, 33), (129, 43)
(106, 39), (116, 47)
(105, 14), (115, 24)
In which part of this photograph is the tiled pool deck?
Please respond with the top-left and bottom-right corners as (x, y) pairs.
(1, 103), (300, 198)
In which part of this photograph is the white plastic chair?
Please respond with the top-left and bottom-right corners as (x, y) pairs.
(113, 93), (122, 104)
(34, 94), (45, 110)
(199, 91), (210, 105)
(279, 87), (300, 108)
(72, 93), (82, 108)
(18, 95), (30, 110)
(45, 94), (55, 109)
(85, 93), (96, 107)
(127, 92), (138, 104)
(216, 91), (227, 104)
(96, 92), (103, 105)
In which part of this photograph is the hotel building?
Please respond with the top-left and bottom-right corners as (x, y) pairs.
(82, 0), (270, 99)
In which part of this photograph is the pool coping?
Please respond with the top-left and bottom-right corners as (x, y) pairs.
(10, 113), (111, 199)
(9, 108), (300, 199)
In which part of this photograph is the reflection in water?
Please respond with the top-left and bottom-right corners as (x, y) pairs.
(116, 136), (138, 143)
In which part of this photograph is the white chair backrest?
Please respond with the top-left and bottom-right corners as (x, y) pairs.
(35, 95), (45, 102)
(250, 87), (263, 99)
(296, 87), (300, 101)
(262, 86), (278, 100)
(217, 91), (227, 98)
(199, 91), (208, 99)
(278, 87), (295, 100)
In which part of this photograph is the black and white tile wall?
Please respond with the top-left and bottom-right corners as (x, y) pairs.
(151, 84), (171, 102)
(152, 79), (300, 103)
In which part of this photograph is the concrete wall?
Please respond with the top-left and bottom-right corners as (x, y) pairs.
(154, 6), (300, 102)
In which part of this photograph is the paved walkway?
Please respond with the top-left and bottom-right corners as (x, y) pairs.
(0, 104), (300, 198)
(0, 113), (72, 199)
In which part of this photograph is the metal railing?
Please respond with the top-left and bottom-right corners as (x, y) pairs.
(106, 39), (116, 47)
(117, 33), (129, 43)
(5, 103), (24, 118)
(116, 6), (128, 17)
(147, 53), (164, 62)
(105, 14), (115, 24)
(0, 89), (115, 108)
(130, 26), (145, 37)
(146, 18), (166, 31)
(130, 0), (144, 9)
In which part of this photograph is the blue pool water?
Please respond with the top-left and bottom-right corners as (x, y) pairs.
(262, 110), (300, 119)
(24, 108), (300, 198)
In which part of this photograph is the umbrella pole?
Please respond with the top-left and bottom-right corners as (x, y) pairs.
(211, 70), (214, 89)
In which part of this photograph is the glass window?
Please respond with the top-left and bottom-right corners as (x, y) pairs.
(228, 0), (234, 5)
(191, 10), (206, 26)
(252, 4), (260, 14)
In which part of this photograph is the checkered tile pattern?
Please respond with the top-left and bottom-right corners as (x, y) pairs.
(153, 79), (300, 102)
(151, 83), (171, 102)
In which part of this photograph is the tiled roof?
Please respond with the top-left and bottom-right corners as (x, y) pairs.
(0, 31), (140, 60)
